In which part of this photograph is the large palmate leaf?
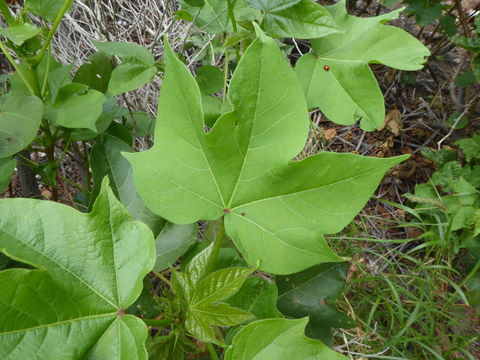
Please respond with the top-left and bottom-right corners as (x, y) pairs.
(171, 244), (254, 345)
(0, 179), (155, 359)
(0, 93), (43, 158)
(126, 29), (407, 275)
(296, 0), (430, 130)
(224, 318), (348, 359)
(277, 262), (355, 345)
(247, 0), (341, 39)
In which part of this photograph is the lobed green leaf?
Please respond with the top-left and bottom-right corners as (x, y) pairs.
(126, 30), (407, 274)
(224, 318), (348, 359)
(0, 179), (155, 359)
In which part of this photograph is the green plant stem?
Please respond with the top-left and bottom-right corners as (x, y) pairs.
(81, 141), (92, 191)
(206, 343), (220, 360)
(33, 0), (72, 66)
(226, 0), (240, 63)
(153, 271), (172, 287)
(0, 41), (38, 95)
(41, 46), (52, 97)
(462, 259), (480, 287)
(222, 48), (229, 101)
(0, 0), (14, 25)
(142, 318), (172, 328)
(205, 219), (225, 274)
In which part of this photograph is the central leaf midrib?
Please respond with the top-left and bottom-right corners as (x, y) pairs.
(140, 152), (223, 209)
(231, 166), (386, 210)
(0, 228), (118, 309)
(0, 312), (117, 336)
(103, 196), (122, 308)
(226, 42), (265, 208)
(193, 277), (242, 307)
(181, 69), (226, 208)
(230, 213), (322, 255)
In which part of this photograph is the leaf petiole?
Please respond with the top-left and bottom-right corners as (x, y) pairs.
(207, 342), (220, 360)
(142, 317), (172, 328)
(205, 218), (225, 275)
(0, 0), (14, 25)
(0, 40), (37, 95)
(226, 0), (240, 62)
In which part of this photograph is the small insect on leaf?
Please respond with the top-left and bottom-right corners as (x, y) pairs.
(323, 65), (330, 71)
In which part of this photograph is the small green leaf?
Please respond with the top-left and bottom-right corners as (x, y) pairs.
(186, 266), (255, 344)
(0, 157), (15, 193)
(90, 135), (165, 235)
(404, 0), (443, 26)
(202, 95), (223, 126)
(185, 0), (205, 7)
(92, 41), (157, 95)
(446, 112), (468, 130)
(70, 96), (118, 141)
(296, 0), (429, 129)
(224, 318), (348, 359)
(172, 244), (254, 344)
(73, 51), (114, 93)
(108, 63), (157, 96)
(311, 1), (430, 70)
(421, 148), (456, 167)
(119, 110), (156, 137)
(456, 70), (476, 88)
(0, 93), (43, 158)
(227, 277), (283, 319)
(296, 54), (384, 131)
(25, 0), (72, 22)
(180, 0), (261, 34)
(456, 134), (480, 163)
(196, 65), (224, 94)
(210, 248), (247, 271)
(246, 0), (302, 12)
(251, 0), (341, 39)
(224, 31), (253, 47)
(92, 41), (155, 66)
(0, 179), (155, 359)
(277, 262), (355, 345)
(466, 273), (480, 306)
(439, 13), (457, 37)
(454, 37), (480, 52)
(174, 9), (194, 21)
(154, 222), (197, 272)
(46, 64), (73, 103)
(0, 23), (41, 46)
(44, 84), (107, 131)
